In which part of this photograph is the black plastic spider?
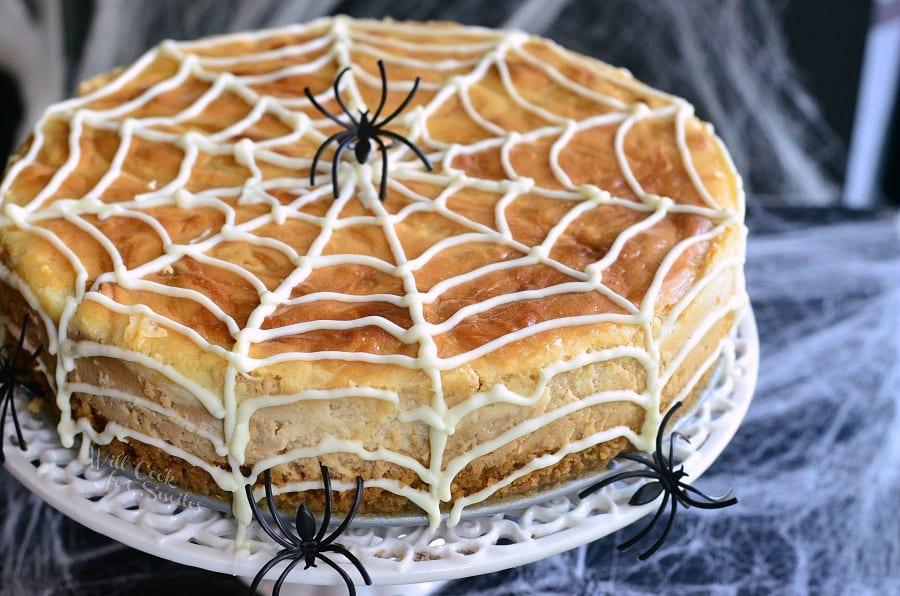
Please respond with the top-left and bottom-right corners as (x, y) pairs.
(0, 318), (43, 464)
(244, 464), (371, 596)
(305, 59), (433, 201)
(578, 401), (737, 560)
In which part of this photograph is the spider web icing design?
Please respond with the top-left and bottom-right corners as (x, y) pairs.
(0, 16), (745, 528)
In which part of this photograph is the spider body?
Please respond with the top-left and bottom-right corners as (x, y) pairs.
(305, 60), (433, 200)
(579, 401), (737, 559)
(0, 318), (43, 463)
(245, 464), (371, 596)
(351, 112), (376, 164)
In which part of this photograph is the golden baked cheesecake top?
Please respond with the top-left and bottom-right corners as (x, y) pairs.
(0, 16), (745, 525)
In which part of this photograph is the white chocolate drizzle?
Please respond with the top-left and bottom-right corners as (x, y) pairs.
(0, 16), (746, 532)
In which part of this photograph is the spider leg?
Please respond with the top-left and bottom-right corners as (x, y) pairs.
(637, 488), (679, 560)
(663, 431), (689, 473)
(322, 476), (364, 546)
(1, 386), (10, 418)
(322, 543), (372, 585)
(371, 59), (389, 122)
(23, 345), (44, 369)
(262, 469), (301, 547)
(618, 489), (670, 553)
(332, 67), (360, 126)
(272, 554), (307, 596)
(246, 549), (295, 596)
(374, 136), (389, 201)
(304, 87), (353, 128)
(7, 385), (26, 451)
(316, 553), (360, 596)
(310, 131), (352, 187)
(331, 136), (355, 199)
(0, 388), (11, 462)
(668, 432), (679, 465)
(653, 402), (683, 472)
(578, 469), (660, 499)
(656, 402), (682, 457)
(375, 76), (422, 127)
(652, 435), (676, 481)
(618, 452), (664, 474)
(245, 482), (295, 549)
(378, 130), (433, 172)
(16, 383), (42, 398)
(13, 318), (29, 361)
(315, 462), (333, 543)
(679, 483), (738, 509)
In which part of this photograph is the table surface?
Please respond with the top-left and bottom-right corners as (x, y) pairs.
(2, 204), (898, 595)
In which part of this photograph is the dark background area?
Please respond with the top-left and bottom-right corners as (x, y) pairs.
(0, 70), (20, 165)
(782, 0), (871, 155)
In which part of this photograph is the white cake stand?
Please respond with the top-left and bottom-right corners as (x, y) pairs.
(2, 310), (758, 594)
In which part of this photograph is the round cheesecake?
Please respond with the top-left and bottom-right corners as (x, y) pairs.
(0, 16), (746, 526)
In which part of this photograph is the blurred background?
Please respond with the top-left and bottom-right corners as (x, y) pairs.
(1, 2), (898, 595)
